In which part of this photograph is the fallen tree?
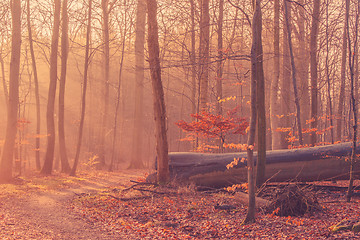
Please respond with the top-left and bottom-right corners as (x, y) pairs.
(149, 142), (360, 187)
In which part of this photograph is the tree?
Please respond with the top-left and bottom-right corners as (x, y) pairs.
(216, 0), (224, 115)
(41, 0), (61, 175)
(71, 0), (92, 176)
(0, 0), (21, 183)
(176, 110), (249, 152)
(254, 0), (266, 188)
(270, 0), (281, 150)
(27, 0), (41, 170)
(310, 0), (321, 146)
(346, 0), (359, 202)
(283, 0), (303, 146)
(146, 0), (169, 183)
(198, 0), (210, 111)
(129, 0), (146, 169)
(99, 0), (110, 168)
(336, 0), (350, 142)
(58, 0), (71, 173)
(243, 0), (262, 224)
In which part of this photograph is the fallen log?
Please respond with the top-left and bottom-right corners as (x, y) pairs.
(152, 142), (360, 187)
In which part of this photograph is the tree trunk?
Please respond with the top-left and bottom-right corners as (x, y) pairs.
(270, 0), (281, 150)
(0, 51), (8, 109)
(129, 0), (146, 169)
(255, 0), (266, 187)
(0, 0), (21, 183)
(41, 0), (61, 175)
(146, 0), (169, 183)
(243, 0), (262, 224)
(284, 0), (303, 146)
(58, 0), (71, 173)
(190, 0), (197, 116)
(346, 0), (359, 202)
(110, 5), (127, 172)
(198, 0), (210, 112)
(27, 0), (42, 170)
(281, 0), (291, 149)
(310, 0), (321, 146)
(70, 0), (92, 176)
(216, 0), (224, 115)
(99, 0), (110, 168)
(336, 0), (350, 142)
(296, 0), (310, 145)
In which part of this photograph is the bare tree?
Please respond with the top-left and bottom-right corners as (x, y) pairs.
(346, 0), (359, 202)
(71, 0), (92, 176)
(310, 0), (321, 146)
(198, 0), (210, 111)
(336, 0), (350, 142)
(41, 0), (61, 175)
(129, 0), (146, 169)
(27, 0), (41, 170)
(270, 0), (281, 150)
(283, 0), (303, 146)
(0, 0), (21, 182)
(243, 0), (263, 224)
(58, 0), (71, 173)
(146, 0), (169, 183)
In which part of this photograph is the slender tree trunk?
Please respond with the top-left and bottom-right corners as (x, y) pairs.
(190, 0), (197, 115)
(325, 0), (334, 144)
(110, 7), (127, 172)
(270, 0), (281, 150)
(310, 0), (321, 146)
(41, 0), (61, 175)
(130, 0), (146, 169)
(346, 0), (359, 202)
(243, 0), (262, 224)
(58, 0), (71, 173)
(254, 0), (266, 187)
(216, 0), (224, 115)
(198, 0), (210, 111)
(284, 0), (303, 146)
(0, 0), (21, 183)
(337, 0), (350, 142)
(70, 0), (92, 176)
(99, 0), (110, 168)
(27, 0), (42, 170)
(0, 51), (8, 109)
(281, 0), (291, 148)
(146, 0), (169, 183)
(297, 0), (309, 145)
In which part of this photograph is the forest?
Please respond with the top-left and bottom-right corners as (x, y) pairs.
(0, 0), (360, 239)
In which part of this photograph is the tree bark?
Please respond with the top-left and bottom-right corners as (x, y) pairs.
(346, 0), (359, 202)
(70, 0), (92, 176)
(0, 0), (21, 183)
(216, 0), (224, 116)
(310, 0), (321, 146)
(243, 0), (262, 224)
(58, 0), (71, 173)
(41, 0), (61, 175)
(270, 0), (281, 150)
(336, 0), (350, 142)
(284, 0), (303, 146)
(281, 0), (291, 149)
(198, 0), (210, 112)
(255, 0), (266, 187)
(99, 0), (110, 168)
(27, 0), (42, 170)
(146, 0), (170, 183)
(129, 0), (146, 169)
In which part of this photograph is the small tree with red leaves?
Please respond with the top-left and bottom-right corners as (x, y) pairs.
(176, 108), (248, 152)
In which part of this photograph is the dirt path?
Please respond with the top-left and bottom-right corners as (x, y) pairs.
(0, 170), (148, 239)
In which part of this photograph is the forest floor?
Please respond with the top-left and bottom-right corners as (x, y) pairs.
(0, 170), (360, 239)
